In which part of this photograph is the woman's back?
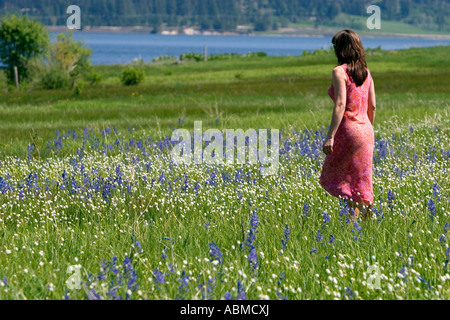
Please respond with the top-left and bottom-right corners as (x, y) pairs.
(328, 64), (372, 124)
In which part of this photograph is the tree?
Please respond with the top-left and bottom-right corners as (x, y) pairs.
(50, 32), (92, 85)
(38, 31), (93, 90)
(0, 14), (49, 85)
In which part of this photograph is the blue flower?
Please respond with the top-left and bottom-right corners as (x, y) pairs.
(87, 288), (102, 300)
(153, 268), (165, 284)
(245, 210), (259, 270)
(134, 241), (141, 253)
(248, 248), (259, 269)
(236, 280), (246, 300)
(276, 291), (288, 300)
(250, 209), (259, 230)
(329, 234), (336, 244)
(161, 246), (168, 260)
(178, 273), (190, 293)
(322, 211), (331, 224)
(209, 242), (224, 265)
(303, 202), (309, 217)
(315, 229), (323, 243)
(281, 224), (290, 251)
(344, 286), (354, 299)
(428, 199), (436, 221)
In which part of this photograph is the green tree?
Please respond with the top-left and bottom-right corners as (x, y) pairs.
(50, 32), (92, 86)
(35, 31), (94, 90)
(0, 14), (49, 85)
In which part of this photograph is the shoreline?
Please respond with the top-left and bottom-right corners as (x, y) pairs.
(46, 25), (450, 40)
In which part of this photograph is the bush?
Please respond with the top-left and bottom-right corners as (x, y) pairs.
(40, 67), (69, 89)
(120, 66), (145, 86)
(84, 70), (103, 86)
(246, 51), (267, 58)
(152, 55), (177, 63)
(180, 52), (204, 62)
(73, 80), (84, 96)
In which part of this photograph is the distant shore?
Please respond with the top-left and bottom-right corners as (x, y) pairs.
(46, 25), (450, 40)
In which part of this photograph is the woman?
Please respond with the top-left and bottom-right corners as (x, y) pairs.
(319, 29), (376, 220)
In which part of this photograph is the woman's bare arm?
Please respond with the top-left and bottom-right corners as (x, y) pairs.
(323, 66), (347, 155)
(367, 79), (376, 125)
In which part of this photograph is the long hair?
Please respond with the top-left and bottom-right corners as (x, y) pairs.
(332, 29), (368, 87)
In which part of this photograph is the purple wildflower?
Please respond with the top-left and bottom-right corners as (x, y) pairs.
(153, 268), (165, 284)
(329, 234), (336, 244)
(344, 286), (354, 299)
(428, 199), (436, 221)
(245, 210), (259, 270)
(281, 224), (290, 251)
(303, 202), (309, 217)
(236, 280), (246, 300)
(178, 272), (190, 293)
(322, 211), (331, 224)
(209, 242), (224, 265)
(387, 190), (395, 207)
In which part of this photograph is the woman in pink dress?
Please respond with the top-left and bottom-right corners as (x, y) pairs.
(319, 29), (376, 220)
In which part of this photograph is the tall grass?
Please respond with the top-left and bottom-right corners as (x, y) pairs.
(0, 45), (449, 300)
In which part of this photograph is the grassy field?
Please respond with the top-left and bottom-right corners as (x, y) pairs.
(0, 45), (449, 157)
(0, 45), (449, 300)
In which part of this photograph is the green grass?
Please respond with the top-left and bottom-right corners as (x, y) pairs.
(0, 45), (449, 158)
(0, 45), (449, 300)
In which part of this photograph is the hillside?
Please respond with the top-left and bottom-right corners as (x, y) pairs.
(0, 0), (448, 34)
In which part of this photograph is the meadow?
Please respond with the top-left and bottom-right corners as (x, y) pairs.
(0, 45), (449, 300)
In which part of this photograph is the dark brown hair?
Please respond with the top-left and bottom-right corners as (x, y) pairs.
(332, 29), (368, 87)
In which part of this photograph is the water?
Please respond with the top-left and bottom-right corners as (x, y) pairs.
(51, 32), (450, 65)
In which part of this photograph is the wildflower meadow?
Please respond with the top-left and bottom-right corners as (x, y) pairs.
(0, 45), (449, 300)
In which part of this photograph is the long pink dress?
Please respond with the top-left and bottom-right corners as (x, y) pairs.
(319, 64), (374, 205)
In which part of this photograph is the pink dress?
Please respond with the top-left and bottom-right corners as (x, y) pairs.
(319, 64), (374, 205)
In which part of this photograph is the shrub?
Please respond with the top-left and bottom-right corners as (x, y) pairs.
(74, 80), (84, 96)
(246, 51), (267, 57)
(179, 52), (204, 62)
(152, 55), (177, 63)
(120, 66), (145, 86)
(84, 70), (103, 86)
(40, 67), (69, 89)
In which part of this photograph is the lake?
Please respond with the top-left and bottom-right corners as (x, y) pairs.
(52, 32), (450, 65)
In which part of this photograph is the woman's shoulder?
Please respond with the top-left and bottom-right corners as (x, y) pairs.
(332, 64), (348, 81)
(332, 64), (347, 75)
